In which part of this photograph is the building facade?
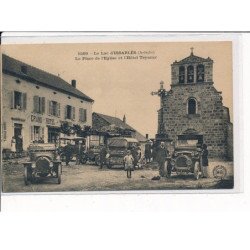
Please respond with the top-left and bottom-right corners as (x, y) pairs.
(157, 50), (233, 159)
(1, 54), (93, 151)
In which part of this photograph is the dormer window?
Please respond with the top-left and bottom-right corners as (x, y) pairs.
(179, 66), (185, 84)
(21, 65), (28, 74)
(197, 64), (205, 82)
(187, 65), (194, 83)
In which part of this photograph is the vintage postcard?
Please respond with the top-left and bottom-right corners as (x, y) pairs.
(0, 33), (240, 193)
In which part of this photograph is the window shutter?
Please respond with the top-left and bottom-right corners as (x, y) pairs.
(41, 127), (44, 140)
(10, 91), (14, 109)
(22, 93), (27, 110)
(64, 106), (67, 119)
(33, 96), (39, 112)
(83, 109), (87, 122)
(30, 126), (34, 142)
(57, 103), (61, 117)
(2, 122), (7, 141)
(72, 107), (75, 120)
(39, 127), (45, 140)
(41, 97), (46, 114)
(47, 100), (50, 115)
(79, 108), (83, 122)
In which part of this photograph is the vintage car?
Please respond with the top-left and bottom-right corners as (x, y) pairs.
(106, 137), (140, 169)
(58, 135), (104, 165)
(23, 143), (62, 185)
(169, 139), (202, 180)
(58, 137), (86, 163)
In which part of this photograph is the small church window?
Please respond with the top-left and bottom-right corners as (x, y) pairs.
(187, 65), (194, 83)
(197, 64), (205, 82)
(188, 98), (197, 114)
(179, 66), (185, 83)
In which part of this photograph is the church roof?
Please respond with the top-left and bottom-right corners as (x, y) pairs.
(173, 52), (213, 65)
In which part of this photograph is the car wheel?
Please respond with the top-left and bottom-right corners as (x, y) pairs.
(194, 161), (200, 180)
(107, 161), (112, 169)
(57, 164), (62, 184)
(95, 156), (100, 166)
(81, 157), (87, 164)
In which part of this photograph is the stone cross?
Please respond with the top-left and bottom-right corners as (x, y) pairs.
(151, 81), (166, 97)
(190, 47), (194, 55)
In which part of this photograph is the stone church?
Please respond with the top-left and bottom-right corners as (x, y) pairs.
(155, 49), (233, 160)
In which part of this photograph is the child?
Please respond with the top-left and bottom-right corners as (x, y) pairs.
(124, 150), (134, 178)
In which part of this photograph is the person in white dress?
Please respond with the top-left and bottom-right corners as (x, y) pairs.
(11, 136), (16, 157)
(124, 150), (134, 178)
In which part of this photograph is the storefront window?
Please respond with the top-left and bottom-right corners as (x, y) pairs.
(48, 127), (60, 143)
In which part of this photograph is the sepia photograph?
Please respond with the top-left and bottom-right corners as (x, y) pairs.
(1, 37), (235, 192)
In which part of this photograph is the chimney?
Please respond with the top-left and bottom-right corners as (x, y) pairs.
(123, 115), (126, 123)
(71, 79), (76, 88)
(146, 134), (149, 139)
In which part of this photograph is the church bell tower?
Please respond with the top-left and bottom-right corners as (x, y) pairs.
(171, 48), (214, 85)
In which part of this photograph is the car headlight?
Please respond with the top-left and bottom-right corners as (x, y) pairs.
(174, 152), (178, 157)
(31, 162), (36, 168)
(171, 159), (175, 165)
(191, 152), (195, 157)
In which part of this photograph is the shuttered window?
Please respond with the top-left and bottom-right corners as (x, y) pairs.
(30, 126), (45, 143)
(48, 100), (60, 117)
(33, 96), (45, 114)
(79, 108), (87, 122)
(65, 105), (75, 120)
(11, 91), (27, 110)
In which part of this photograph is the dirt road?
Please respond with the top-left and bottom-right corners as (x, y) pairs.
(2, 160), (234, 193)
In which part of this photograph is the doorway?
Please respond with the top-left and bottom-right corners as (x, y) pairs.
(14, 123), (22, 139)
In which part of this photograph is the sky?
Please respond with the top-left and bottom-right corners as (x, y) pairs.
(2, 41), (233, 138)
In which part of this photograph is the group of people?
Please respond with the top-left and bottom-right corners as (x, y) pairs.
(10, 135), (23, 155)
(125, 141), (209, 179)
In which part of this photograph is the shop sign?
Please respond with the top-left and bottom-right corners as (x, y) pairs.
(46, 118), (55, 125)
(31, 115), (42, 123)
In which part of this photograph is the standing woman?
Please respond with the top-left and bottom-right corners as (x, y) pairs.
(201, 144), (209, 178)
(11, 136), (16, 157)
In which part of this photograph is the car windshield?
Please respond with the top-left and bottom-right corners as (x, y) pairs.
(176, 139), (198, 147)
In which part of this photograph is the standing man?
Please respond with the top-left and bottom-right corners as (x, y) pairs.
(131, 145), (139, 168)
(75, 141), (82, 165)
(16, 134), (23, 156)
(99, 145), (107, 169)
(64, 142), (73, 166)
(156, 142), (169, 177)
(145, 142), (152, 163)
(201, 144), (209, 178)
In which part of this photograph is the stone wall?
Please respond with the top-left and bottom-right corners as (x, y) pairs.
(227, 123), (234, 161)
(161, 83), (230, 159)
